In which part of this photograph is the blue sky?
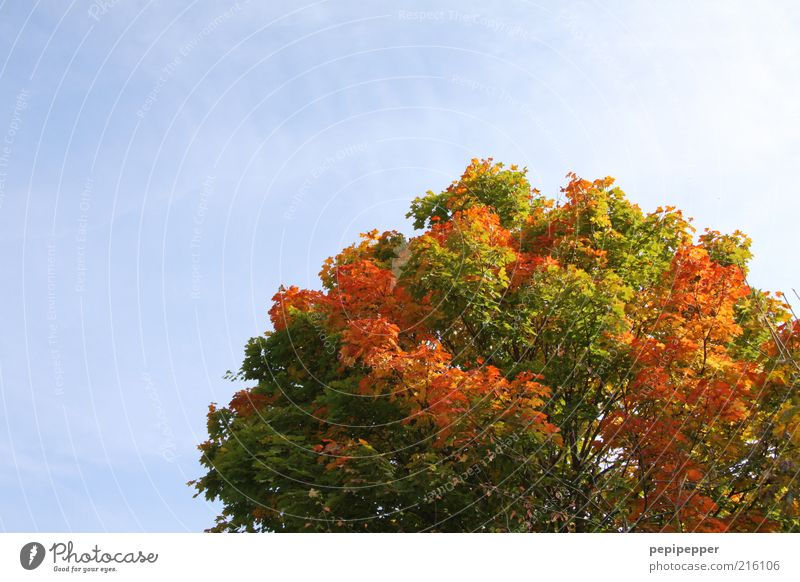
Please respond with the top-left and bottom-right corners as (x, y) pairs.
(0, 0), (798, 532)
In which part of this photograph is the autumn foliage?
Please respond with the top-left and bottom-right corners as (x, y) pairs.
(192, 159), (800, 532)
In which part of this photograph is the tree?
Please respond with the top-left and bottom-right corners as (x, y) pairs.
(191, 159), (800, 532)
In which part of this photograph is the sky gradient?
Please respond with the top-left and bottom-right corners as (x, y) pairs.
(1, 0), (798, 532)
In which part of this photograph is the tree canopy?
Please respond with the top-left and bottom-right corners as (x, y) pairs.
(192, 159), (800, 532)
